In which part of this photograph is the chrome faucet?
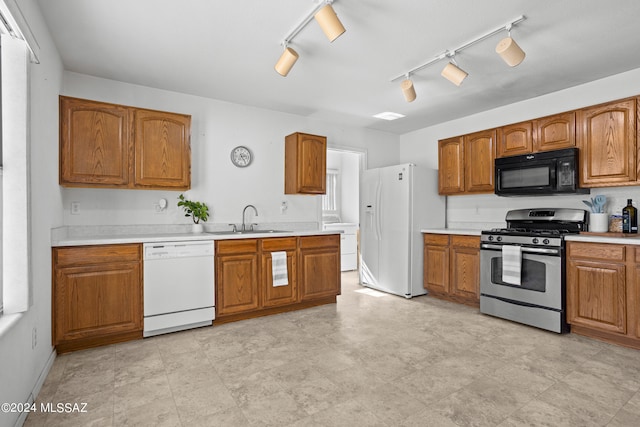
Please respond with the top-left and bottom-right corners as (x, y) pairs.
(242, 205), (258, 231)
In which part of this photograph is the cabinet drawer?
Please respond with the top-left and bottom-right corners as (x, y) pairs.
(300, 234), (339, 249)
(424, 234), (449, 246)
(216, 239), (258, 255)
(568, 242), (625, 261)
(54, 244), (141, 267)
(451, 235), (480, 249)
(261, 237), (297, 252)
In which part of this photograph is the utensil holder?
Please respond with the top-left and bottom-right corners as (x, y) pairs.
(590, 213), (609, 232)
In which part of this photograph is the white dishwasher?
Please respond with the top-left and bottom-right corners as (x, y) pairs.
(143, 241), (215, 337)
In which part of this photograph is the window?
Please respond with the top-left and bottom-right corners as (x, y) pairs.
(322, 169), (340, 217)
(0, 0), (33, 316)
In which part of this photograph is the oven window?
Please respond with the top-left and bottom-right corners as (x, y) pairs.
(490, 257), (546, 291)
(501, 166), (550, 189)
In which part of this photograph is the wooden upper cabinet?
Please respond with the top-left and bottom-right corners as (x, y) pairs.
(60, 97), (130, 187)
(497, 121), (533, 158)
(438, 136), (464, 195)
(577, 98), (637, 187)
(534, 112), (576, 152)
(285, 132), (327, 194)
(59, 96), (191, 190)
(464, 129), (496, 193)
(134, 109), (191, 189)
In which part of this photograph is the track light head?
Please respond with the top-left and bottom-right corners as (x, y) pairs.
(496, 36), (526, 67)
(314, 3), (346, 42)
(441, 62), (468, 86)
(400, 78), (416, 102)
(275, 46), (299, 76)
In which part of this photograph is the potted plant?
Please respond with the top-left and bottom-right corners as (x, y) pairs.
(178, 194), (210, 233)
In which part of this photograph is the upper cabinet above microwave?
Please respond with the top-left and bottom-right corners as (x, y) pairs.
(59, 96), (191, 190)
(496, 112), (576, 159)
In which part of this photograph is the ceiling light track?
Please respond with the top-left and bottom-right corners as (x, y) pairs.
(391, 15), (526, 102)
(274, 0), (346, 77)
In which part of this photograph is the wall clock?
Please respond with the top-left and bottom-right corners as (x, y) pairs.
(230, 145), (252, 167)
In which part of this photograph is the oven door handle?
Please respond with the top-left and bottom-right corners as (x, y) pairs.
(481, 243), (560, 255)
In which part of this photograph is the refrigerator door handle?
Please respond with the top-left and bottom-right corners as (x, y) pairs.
(376, 179), (382, 241)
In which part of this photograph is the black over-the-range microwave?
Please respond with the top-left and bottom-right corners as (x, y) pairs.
(494, 147), (590, 196)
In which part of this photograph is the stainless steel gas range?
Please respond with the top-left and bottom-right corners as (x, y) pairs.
(479, 208), (588, 333)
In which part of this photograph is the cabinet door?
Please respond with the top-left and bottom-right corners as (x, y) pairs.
(534, 112), (576, 152)
(449, 236), (480, 302)
(567, 259), (627, 334)
(216, 253), (259, 316)
(423, 244), (449, 294)
(54, 261), (142, 344)
(285, 132), (326, 194)
(497, 121), (533, 158)
(577, 98), (637, 186)
(134, 109), (191, 189)
(438, 136), (464, 195)
(59, 96), (131, 187)
(261, 238), (298, 308)
(464, 129), (496, 193)
(299, 236), (340, 301)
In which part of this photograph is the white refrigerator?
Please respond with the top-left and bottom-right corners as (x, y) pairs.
(359, 164), (445, 298)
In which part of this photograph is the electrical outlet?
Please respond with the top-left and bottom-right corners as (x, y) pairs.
(71, 202), (80, 215)
(281, 201), (288, 214)
(32, 327), (37, 349)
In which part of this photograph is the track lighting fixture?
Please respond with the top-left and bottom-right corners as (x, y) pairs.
(274, 0), (346, 77)
(441, 56), (468, 86)
(400, 75), (416, 102)
(496, 24), (526, 66)
(275, 45), (299, 76)
(391, 15), (526, 101)
(314, 3), (346, 42)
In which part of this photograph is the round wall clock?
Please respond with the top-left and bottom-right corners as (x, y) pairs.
(230, 145), (252, 167)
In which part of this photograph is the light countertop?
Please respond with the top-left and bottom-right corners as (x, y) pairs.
(565, 233), (640, 245)
(421, 228), (483, 236)
(52, 225), (339, 247)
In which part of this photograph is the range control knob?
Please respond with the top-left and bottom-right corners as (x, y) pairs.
(543, 238), (550, 245)
(488, 235), (494, 241)
(496, 236), (502, 242)
(532, 238), (539, 244)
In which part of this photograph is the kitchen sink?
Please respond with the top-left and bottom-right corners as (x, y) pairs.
(206, 229), (291, 235)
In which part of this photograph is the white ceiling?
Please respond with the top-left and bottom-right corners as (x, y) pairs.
(37, 0), (640, 135)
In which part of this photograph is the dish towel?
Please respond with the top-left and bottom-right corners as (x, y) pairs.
(271, 251), (288, 287)
(502, 245), (522, 286)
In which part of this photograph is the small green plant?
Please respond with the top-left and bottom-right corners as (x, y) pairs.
(178, 194), (209, 224)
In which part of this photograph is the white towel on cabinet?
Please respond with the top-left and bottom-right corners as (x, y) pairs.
(271, 251), (288, 287)
(502, 245), (522, 286)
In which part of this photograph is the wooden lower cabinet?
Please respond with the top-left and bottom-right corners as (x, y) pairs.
(215, 239), (260, 316)
(52, 244), (143, 353)
(567, 242), (640, 349)
(216, 235), (340, 323)
(299, 235), (341, 300)
(423, 233), (480, 306)
(261, 238), (298, 308)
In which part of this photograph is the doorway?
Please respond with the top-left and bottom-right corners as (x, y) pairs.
(322, 148), (365, 272)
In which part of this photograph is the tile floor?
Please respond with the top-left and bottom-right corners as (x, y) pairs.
(24, 271), (640, 426)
